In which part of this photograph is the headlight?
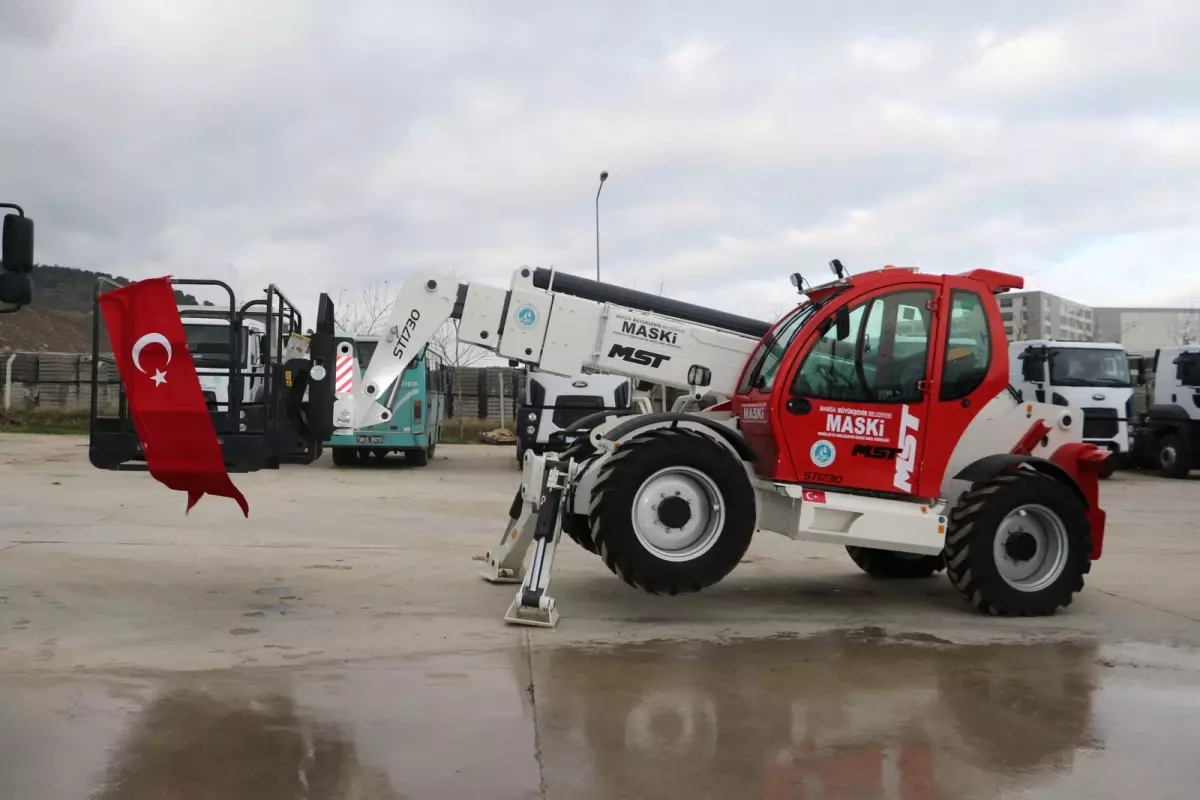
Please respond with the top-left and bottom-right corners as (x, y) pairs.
(527, 412), (537, 421)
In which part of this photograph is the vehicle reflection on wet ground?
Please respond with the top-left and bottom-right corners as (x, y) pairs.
(1, 629), (1197, 799)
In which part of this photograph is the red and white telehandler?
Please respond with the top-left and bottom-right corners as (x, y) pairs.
(343, 259), (1109, 627)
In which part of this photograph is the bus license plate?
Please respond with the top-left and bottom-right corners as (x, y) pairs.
(356, 436), (384, 445)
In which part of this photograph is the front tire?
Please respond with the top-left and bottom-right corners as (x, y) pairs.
(944, 470), (1092, 616)
(1157, 433), (1191, 478)
(846, 546), (944, 579)
(331, 447), (358, 467)
(588, 428), (755, 595)
(408, 448), (428, 467)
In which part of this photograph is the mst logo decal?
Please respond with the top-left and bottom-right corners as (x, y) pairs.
(615, 313), (684, 349)
(607, 344), (671, 369)
(852, 444), (902, 460)
(893, 404), (920, 492)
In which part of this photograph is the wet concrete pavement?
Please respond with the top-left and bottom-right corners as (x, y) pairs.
(3, 435), (1200, 798)
(2, 631), (1199, 799)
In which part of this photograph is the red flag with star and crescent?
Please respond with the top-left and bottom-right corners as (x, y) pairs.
(99, 276), (249, 516)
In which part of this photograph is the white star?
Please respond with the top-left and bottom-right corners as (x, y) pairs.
(151, 369), (167, 387)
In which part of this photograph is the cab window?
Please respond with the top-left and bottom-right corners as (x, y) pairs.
(792, 289), (934, 403)
(940, 290), (991, 401)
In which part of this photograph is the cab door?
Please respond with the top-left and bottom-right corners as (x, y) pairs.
(776, 282), (941, 497)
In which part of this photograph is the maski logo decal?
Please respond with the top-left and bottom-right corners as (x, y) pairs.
(607, 344), (671, 369)
(893, 404), (920, 493)
(621, 321), (678, 345)
(742, 403), (767, 421)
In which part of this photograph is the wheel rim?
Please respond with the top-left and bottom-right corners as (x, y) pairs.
(993, 503), (1069, 592)
(1161, 445), (1177, 468)
(631, 467), (725, 562)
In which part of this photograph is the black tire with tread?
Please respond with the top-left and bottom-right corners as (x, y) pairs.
(558, 438), (600, 553)
(588, 428), (755, 595)
(331, 447), (358, 467)
(408, 448), (428, 467)
(944, 470), (1092, 616)
(1158, 432), (1192, 479)
(845, 546), (945, 579)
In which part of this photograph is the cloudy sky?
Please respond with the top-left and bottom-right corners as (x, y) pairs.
(3, 0), (1199, 325)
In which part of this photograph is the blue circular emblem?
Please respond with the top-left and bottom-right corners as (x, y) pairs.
(515, 304), (538, 329)
(810, 439), (836, 468)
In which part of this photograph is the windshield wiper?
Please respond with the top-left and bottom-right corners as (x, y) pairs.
(1092, 378), (1132, 387)
(1051, 377), (1090, 386)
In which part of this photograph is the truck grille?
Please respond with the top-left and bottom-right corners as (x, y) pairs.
(1082, 407), (1118, 439)
(552, 396), (605, 428)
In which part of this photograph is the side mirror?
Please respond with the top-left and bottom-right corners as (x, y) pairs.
(2, 209), (34, 273)
(834, 306), (851, 341)
(1020, 350), (1044, 383)
(0, 208), (34, 309)
(1176, 354), (1200, 386)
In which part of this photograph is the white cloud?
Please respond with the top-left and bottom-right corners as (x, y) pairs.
(0, 0), (1198, 336)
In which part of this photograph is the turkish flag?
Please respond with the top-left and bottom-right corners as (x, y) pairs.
(98, 276), (249, 516)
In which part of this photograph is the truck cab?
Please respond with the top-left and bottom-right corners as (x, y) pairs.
(180, 315), (269, 409)
(514, 371), (635, 466)
(1009, 340), (1132, 476)
(1131, 345), (1200, 478)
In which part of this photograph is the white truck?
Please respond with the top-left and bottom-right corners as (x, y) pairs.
(1009, 340), (1133, 478)
(514, 371), (649, 467)
(179, 313), (269, 409)
(1130, 344), (1200, 478)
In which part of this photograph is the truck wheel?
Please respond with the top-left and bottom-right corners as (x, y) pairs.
(1157, 433), (1191, 478)
(558, 438), (600, 554)
(588, 428), (755, 595)
(331, 447), (357, 467)
(845, 546), (944, 579)
(1098, 456), (1116, 479)
(408, 448), (428, 467)
(944, 471), (1092, 616)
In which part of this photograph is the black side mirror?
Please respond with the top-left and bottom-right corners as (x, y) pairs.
(1, 207), (35, 309)
(1020, 349), (1044, 383)
(2, 209), (34, 272)
(834, 306), (851, 341)
(1176, 354), (1200, 386)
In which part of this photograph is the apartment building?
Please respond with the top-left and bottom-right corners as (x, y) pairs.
(997, 291), (1198, 355)
(999, 291), (1094, 342)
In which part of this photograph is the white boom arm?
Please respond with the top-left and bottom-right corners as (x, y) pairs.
(353, 267), (763, 429)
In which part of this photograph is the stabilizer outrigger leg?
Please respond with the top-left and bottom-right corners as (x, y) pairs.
(479, 452), (573, 628)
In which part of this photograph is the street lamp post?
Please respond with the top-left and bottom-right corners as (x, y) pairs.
(595, 170), (608, 281)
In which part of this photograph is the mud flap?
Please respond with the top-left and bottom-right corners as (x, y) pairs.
(1050, 443), (1109, 559)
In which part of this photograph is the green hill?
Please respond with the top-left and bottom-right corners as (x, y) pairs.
(0, 265), (209, 352)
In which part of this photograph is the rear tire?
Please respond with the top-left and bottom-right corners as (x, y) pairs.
(408, 448), (428, 467)
(1157, 433), (1191, 478)
(331, 447), (357, 467)
(588, 428), (755, 595)
(944, 470), (1092, 616)
(846, 546), (944, 579)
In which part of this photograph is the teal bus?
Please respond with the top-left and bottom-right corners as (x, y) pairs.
(326, 332), (447, 466)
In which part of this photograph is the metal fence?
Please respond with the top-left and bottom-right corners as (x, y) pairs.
(1, 352), (677, 423)
(0, 351), (530, 422)
(1, 351), (122, 412)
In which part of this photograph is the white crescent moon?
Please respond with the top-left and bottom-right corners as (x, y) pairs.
(131, 332), (173, 373)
